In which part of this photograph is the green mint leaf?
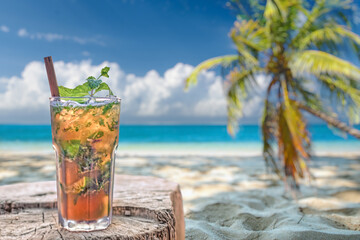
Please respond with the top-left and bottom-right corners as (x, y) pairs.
(88, 131), (104, 139)
(87, 79), (102, 89)
(59, 65), (115, 98)
(86, 76), (96, 80)
(101, 67), (110, 78)
(102, 102), (115, 114)
(99, 118), (105, 126)
(61, 140), (81, 158)
(58, 82), (91, 97)
(94, 82), (114, 96)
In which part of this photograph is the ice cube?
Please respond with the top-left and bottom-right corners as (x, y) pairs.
(87, 97), (96, 105)
(66, 100), (85, 107)
(50, 96), (119, 107)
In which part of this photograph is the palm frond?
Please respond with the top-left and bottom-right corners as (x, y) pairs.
(185, 55), (238, 89)
(297, 24), (360, 50)
(298, 25), (342, 50)
(278, 80), (311, 186)
(230, 19), (269, 52)
(278, 103), (310, 187)
(226, 67), (264, 135)
(290, 50), (360, 80)
(264, 0), (299, 20)
(291, 0), (352, 47)
(319, 75), (360, 124)
(291, 1), (329, 45)
(226, 70), (250, 136)
(326, 0), (353, 9)
(264, 0), (282, 20)
(263, 0), (301, 45)
(261, 98), (281, 177)
(281, 80), (311, 158)
(338, 26), (360, 45)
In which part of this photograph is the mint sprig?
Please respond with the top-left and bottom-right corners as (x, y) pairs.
(58, 66), (114, 98)
(101, 66), (110, 78)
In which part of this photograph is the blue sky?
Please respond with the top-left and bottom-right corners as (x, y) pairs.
(0, 0), (235, 77)
(1, 0), (360, 125)
(0, 0), (242, 125)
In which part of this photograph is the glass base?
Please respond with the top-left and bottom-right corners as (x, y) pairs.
(59, 216), (111, 232)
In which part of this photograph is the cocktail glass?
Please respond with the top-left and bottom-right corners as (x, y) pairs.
(50, 96), (121, 231)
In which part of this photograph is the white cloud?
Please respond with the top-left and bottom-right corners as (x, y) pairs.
(0, 60), (266, 124)
(122, 63), (194, 116)
(18, 28), (28, 37)
(36, 33), (64, 41)
(17, 28), (104, 45)
(193, 73), (227, 117)
(0, 25), (9, 33)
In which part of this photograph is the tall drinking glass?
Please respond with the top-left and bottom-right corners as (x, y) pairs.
(50, 96), (121, 231)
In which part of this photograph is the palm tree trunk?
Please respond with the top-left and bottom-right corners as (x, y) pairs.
(296, 102), (360, 139)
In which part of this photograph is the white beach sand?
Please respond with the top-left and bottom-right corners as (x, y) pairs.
(0, 151), (359, 239)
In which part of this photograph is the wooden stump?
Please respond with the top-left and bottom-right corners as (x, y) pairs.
(0, 175), (185, 240)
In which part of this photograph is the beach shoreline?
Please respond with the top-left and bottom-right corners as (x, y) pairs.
(2, 148), (360, 158)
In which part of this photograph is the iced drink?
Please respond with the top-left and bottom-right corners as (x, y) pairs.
(50, 96), (120, 231)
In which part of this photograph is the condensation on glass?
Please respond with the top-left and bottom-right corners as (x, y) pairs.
(50, 96), (121, 231)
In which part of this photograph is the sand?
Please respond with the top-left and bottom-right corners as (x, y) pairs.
(0, 151), (359, 239)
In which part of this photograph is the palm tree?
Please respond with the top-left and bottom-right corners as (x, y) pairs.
(186, 0), (360, 188)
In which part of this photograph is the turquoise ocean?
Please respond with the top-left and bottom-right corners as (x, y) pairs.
(1, 125), (360, 155)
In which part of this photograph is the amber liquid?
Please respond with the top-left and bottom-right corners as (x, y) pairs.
(51, 100), (120, 223)
(58, 161), (110, 221)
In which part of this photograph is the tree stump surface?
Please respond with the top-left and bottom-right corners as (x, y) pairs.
(0, 174), (185, 240)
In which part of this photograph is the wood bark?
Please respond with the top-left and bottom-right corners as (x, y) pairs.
(0, 175), (185, 240)
(297, 102), (360, 139)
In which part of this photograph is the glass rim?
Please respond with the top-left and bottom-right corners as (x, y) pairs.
(49, 96), (121, 101)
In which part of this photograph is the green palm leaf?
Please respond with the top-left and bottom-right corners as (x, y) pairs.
(261, 98), (281, 177)
(292, 0), (352, 46)
(230, 19), (269, 55)
(185, 55), (238, 89)
(277, 80), (311, 186)
(264, 0), (298, 21)
(281, 80), (311, 158)
(278, 103), (310, 185)
(290, 50), (360, 80)
(226, 68), (263, 135)
(297, 25), (360, 50)
(264, 0), (281, 21)
(319, 75), (360, 124)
